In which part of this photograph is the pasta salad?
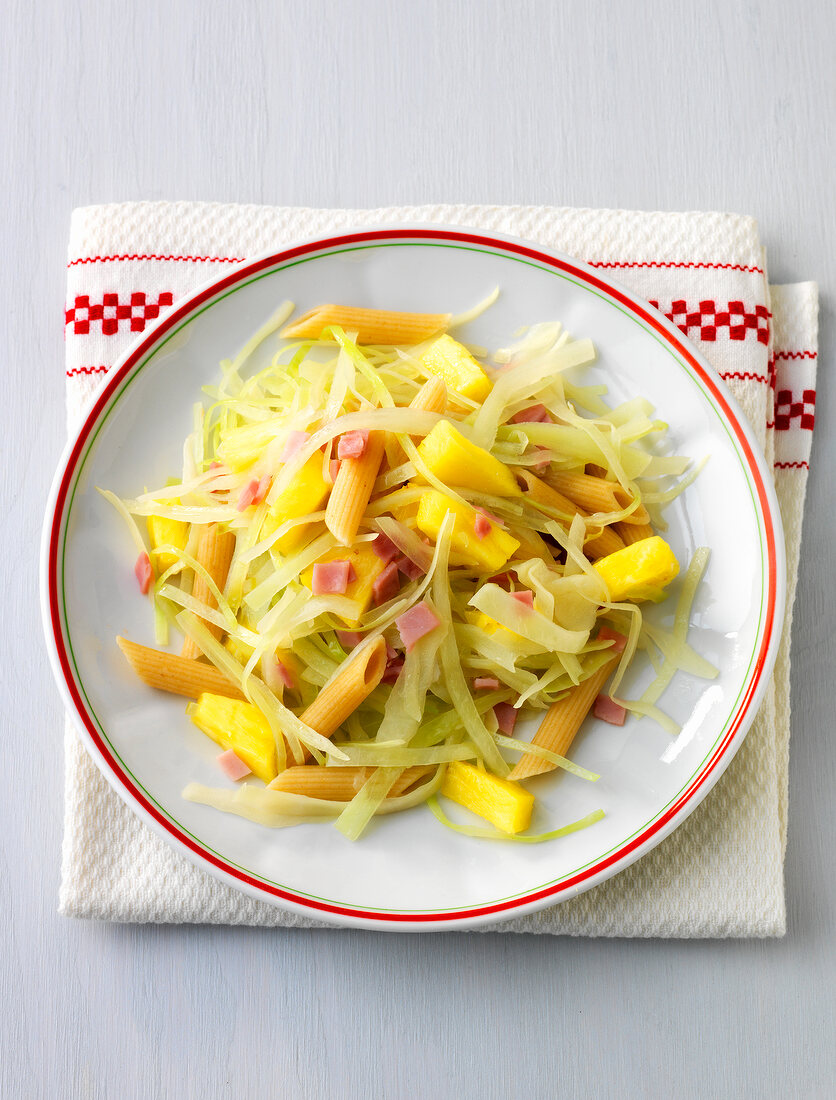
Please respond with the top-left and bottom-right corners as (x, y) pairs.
(103, 299), (716, 842)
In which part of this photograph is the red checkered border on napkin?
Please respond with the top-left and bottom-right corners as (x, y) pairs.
(65, 292), (174, 336)
(648, 298), (770, 345)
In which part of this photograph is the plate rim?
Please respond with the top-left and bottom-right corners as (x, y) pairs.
(42, 224), (787, 930)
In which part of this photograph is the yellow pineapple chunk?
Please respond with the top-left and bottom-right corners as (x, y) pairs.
(189, 693), (278, 783)
(593, 535), (679, 602)
(300, 543), (385, 625)
(441, 760), (534, 835)
(416, 489), (519, 572)
(417, 419), (520, 498)
(466, 609), (522, 642)
(147, 514), (189, 571)
(262, 452), (331, 558)
(419, 335), (492, 402)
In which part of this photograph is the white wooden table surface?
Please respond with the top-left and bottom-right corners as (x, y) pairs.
(3, 2), (834, 1097)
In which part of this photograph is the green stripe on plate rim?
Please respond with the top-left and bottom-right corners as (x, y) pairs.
(57, 240), (768, 913)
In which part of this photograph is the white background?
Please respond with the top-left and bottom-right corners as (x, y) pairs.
(2, 2), (833, 1097)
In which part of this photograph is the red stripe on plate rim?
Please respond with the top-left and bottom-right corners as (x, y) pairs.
(46, 227), (781, 926)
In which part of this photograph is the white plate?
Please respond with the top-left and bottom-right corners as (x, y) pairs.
(42, 226), (785, 930)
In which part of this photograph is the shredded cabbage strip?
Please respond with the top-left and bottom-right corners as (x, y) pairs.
(427, 797), (606, 844)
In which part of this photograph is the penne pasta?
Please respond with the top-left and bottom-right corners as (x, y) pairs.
(325, 429), (386, 544)
(545, 470), (650, 525)
(513, 466), (582, 518)
(181, 523), (237, 659)
(513, 468), (625, 560)
(615, 521), (656, 545)
(508, 656), (619, 780)
(117, 636), (246, 699)
(281, 305), (450, 346)
(389, 376), (448, 467)
(617, 506), (652, 526)
(299, 636), (388, 742)
(269, 764), (433, 800)
(410, 374), (448, 416)
(585, 524), (627, 559)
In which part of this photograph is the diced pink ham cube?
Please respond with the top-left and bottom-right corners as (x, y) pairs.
(135, 552), (153, 594)
(597, 625), (628, 653)
(372, 533), (400, 564)
(253, 473), (272, 503)
(312, 560), (352, 595)
(493, 702), (517, 735)
(337, 430), (369, 460)
(474, 513), (492, 539)
(281, 430), (310, 462)
(395, 554), (424, 580)
(217, 749), (251, 781)
(510, 403), (552, 424)
(262, 654), (295, 694)
(593, 694), (627, 726)
(274, 658), (294, 689)
(236, 478), (260, 511)
(511, 589), (534, 610)
(372, 561), (401, 605)
(328, 459), (341, 483)
(396, 600), (441, 652)
(336, 630), (364, 649)
(473, 676), (500, 690)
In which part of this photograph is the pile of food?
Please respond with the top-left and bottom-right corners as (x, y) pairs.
(104, 299), (715, 842)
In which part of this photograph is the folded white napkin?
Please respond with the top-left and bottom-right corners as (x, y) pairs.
(60, 203), (818, 935)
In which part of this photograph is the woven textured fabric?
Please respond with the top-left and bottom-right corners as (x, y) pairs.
(60, 203), (818, 935)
